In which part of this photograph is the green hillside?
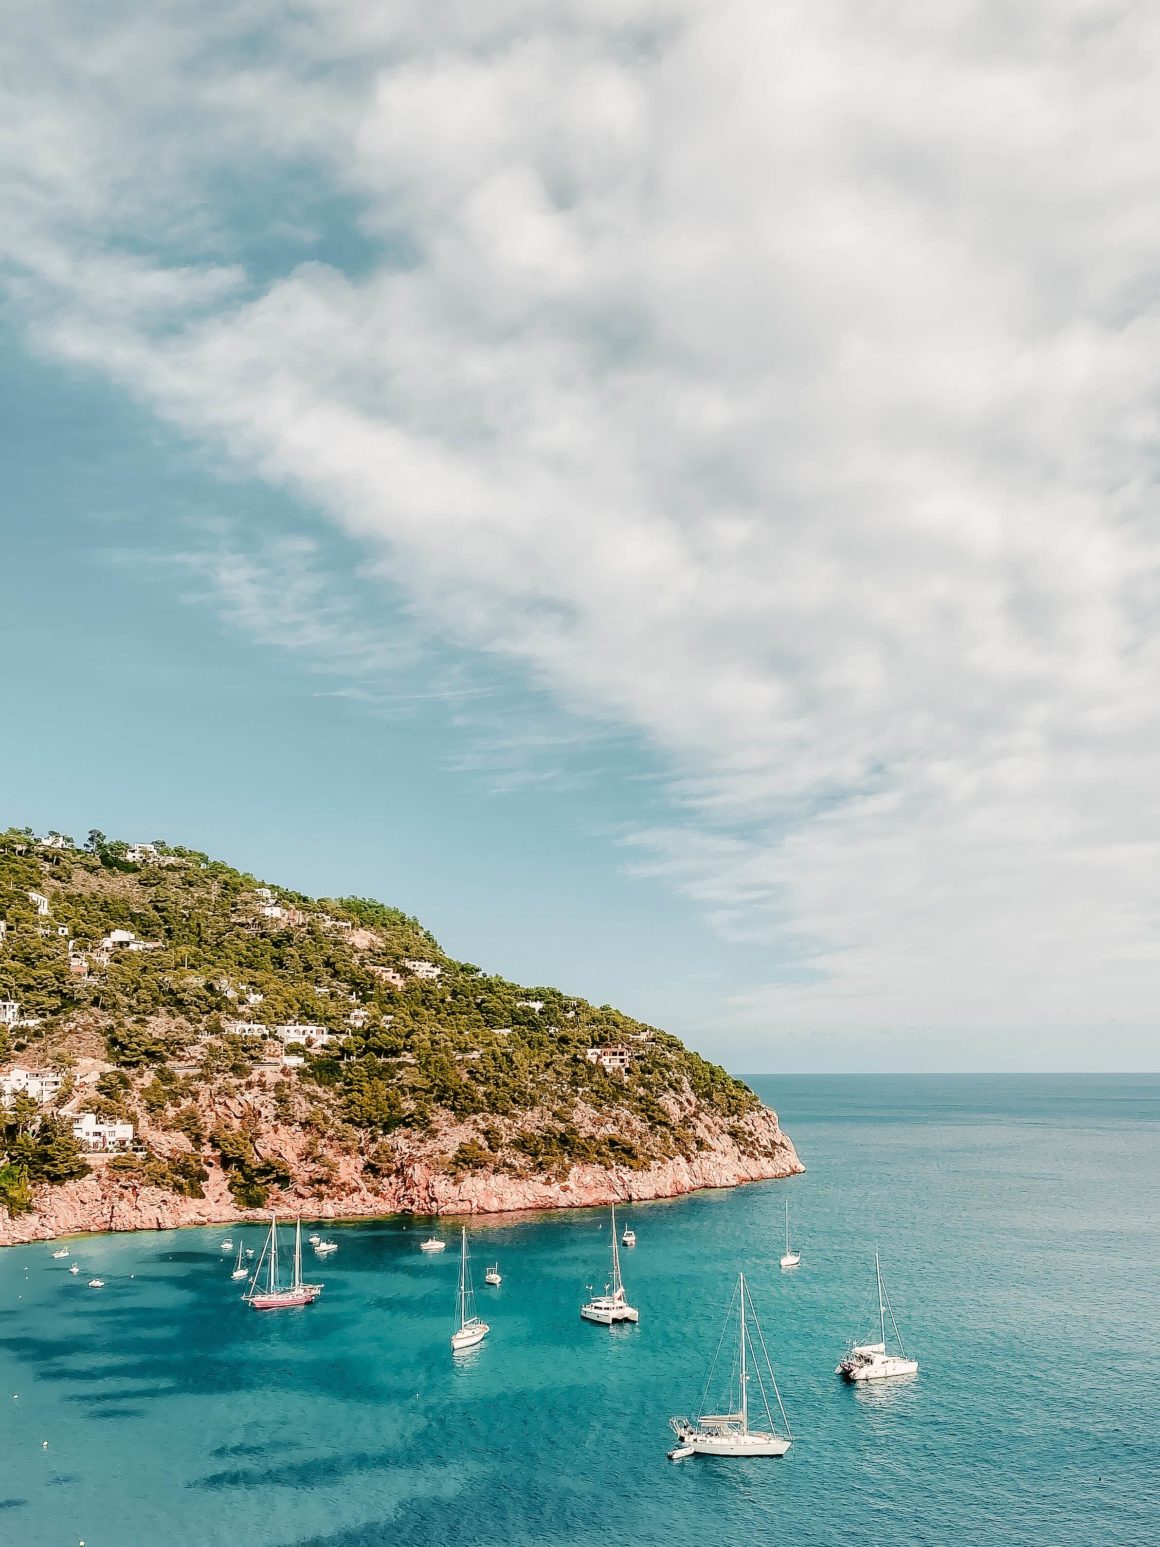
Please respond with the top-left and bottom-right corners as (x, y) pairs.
(0, 827), (768, 1216)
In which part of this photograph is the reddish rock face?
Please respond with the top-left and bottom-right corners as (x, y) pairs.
(0, 1107), (803, 1246)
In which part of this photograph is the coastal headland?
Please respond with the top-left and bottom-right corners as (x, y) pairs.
(1, 828), (801, 1246)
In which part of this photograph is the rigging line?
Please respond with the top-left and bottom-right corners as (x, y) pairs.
(883, 1280), (907, 1357)
(695, 1277), (740, 1419)
(750, 1299), (793, 1440)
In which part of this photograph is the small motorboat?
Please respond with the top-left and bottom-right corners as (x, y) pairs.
(69, 1264), (80, 1276)
(621, 1228), (636, 1248)
(219, 1238), (234, 1251)
(314, 1240), (338, 1256)
(88, 1278), (105, 1288)
(308, 1235), (321, 1246)
(52, 1247), (70, 1259)
(420, 1238), (446, 1253)
(484, 1264), (502, 1286)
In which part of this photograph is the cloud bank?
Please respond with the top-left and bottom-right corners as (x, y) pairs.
(4, 1), (1160, 1056)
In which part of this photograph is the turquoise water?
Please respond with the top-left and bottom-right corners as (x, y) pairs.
(2, 1074), (1158, 1547)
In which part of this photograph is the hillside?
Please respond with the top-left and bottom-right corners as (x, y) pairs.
(0, 827), (801, 1242)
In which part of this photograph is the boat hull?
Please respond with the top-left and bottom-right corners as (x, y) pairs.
(838, 1355), (918, 1382)
(779, 1252), (801, 1269)
(451, 1322), (489, 1350)
(249, 1288), (321, 1310)
(688, 1433), (791, 1457)
(581, 1302), (639, 1325)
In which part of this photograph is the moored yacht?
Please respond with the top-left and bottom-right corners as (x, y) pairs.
(484, 1263), (502, 1286)
(230, 1240), (249, 1280)
(244, 1215), (323, 1310)
(581, 1204), (638, 1325)
(621, 1226), (636, 1247)
(668, 1272), (792, 1458)
(420, 1237), (446, 1253)
(779, 1198), (801, 1270)
(52, 1247), (70, 1259)
(451, 1228), (489, 1351)
(836, 1252), (918, 1382)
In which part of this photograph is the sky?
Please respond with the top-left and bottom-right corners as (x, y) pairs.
(1, 1), (1158, 1073)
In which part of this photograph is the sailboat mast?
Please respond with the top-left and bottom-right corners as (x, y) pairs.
(458, 1227), (467, 1328)
(876, 1250), (886, 1347)
(738, 1273), (749, 1435)
(785, 1198), (790, 1253)
(610, 1204), (622, 1295)
(269, 1213), (278, 1293)
(294, 1218), (302, 1290)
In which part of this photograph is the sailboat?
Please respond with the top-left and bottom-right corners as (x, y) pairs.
(243, 1215), (323, 1311)
(230, 1239), (249, 1280)
(581, 1203), (639, 1325)
(484, 1263), (502, 1286)
(668, 1272), (793, 1458)
(450, 1227), (489, 1351)
(779, 1198), (801, 1269)
(836, 1251), (918, 1381)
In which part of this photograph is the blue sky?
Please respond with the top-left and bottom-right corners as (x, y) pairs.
(2, 2), (1159, 1073)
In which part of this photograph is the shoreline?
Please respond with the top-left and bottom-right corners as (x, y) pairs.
(0, 1136), (803, 1247)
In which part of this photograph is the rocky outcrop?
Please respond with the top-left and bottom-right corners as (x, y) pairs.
(0, 1107), (802, 1246)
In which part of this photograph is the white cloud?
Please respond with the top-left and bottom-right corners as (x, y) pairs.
(4, 0), (1160, 1061)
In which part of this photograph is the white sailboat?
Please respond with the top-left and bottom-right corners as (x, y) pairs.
(230, 1239), (249, 1280)
(836, 1251), (918, 1382)
(451, 1227), (489, 1351)
(779, 1198), (801, 1269)
(669, 1272), (793, 1458)
(581, 1203), (639, 1325)
(621, 1225), (637, 1247)
(243, 1215), (323, 1311)
(484, 1263), (502, 1286)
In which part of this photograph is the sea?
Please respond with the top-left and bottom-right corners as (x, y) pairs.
(1, 1074), (1157, 1547)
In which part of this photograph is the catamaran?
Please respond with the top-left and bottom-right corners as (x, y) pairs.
(230, 1239), (249, 1280)
(243, 1215), (323, 1311)
(836, 1251), (918, 1382)
(779, 1198), (801, 1269)
(451, 1228), (489, 1351)
(668, 1272), (793, 1458)
(581, 1203), (639, 1325)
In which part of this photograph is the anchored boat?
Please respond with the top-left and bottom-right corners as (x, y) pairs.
(451, 1228), (490, 1352)
(668, 1272), (793, 1458)
(836, 1251), (918, 1382)
(779, 1198), (801, 1269)
(243, 1215), (323, 1311)
(581, 1204), (639, 1325)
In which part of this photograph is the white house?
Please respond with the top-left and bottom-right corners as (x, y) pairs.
(281, 1052), (305, 1069)
(222, 1020), (270, 1039)
(101, 929), (136, 950)
(28, 891), (50, 917)
(126, 939), (162, 953)
(404, 959), (443, 981)
(0, 921), (7, 943)
(347, 1007), (369, 1029)
(259, 903), (287, 920)
(255, 887), (274, 902)
(517, 999), (546, 1013)
(586, 1044), (633, 1073)
(1, 1066), (65, 1105)
(368, 965), (406, 989)
(125, 843), (161, 864)
(0, 999), (21, 1026)
(273, 1024), (331, 1047)
(72, 1112), (136, 1152)
(38, 833), (70, 850)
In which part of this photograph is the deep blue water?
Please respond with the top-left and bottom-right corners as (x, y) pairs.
(1, 1074), (1157, 1547)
